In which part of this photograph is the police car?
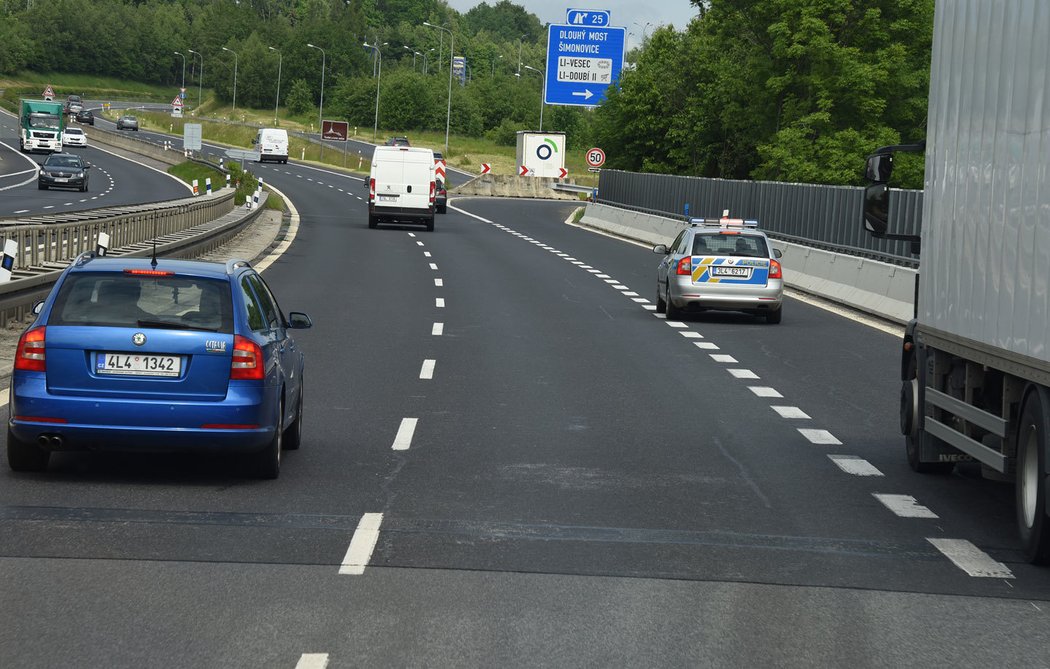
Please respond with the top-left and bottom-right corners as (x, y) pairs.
(653, 214), (784, 323)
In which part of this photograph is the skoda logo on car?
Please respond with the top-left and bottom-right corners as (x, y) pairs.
(132, 333), (146, 346)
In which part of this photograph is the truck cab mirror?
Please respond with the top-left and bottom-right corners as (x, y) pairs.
(865, 153), (894, 183)
(863, 183), (890, 237)
(251, 138), (258, 145)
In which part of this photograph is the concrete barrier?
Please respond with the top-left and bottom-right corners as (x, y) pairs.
(581, 202), (916, 323)
(87, 126), (184, 166)
(453, 174), (579, 200)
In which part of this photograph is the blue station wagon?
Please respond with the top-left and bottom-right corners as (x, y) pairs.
(7, 255), (312, 478)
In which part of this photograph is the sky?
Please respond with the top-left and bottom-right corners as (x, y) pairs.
(442, 0), (701, 50)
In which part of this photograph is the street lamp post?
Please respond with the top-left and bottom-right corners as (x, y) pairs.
(423, 21), (454, 157)
(174, 51), (186, 99)
(517, 35), (526, 75)
(188, 49), (203, 111)
(222, 47), (238, 112)
(363, 42), (383, 142)
(306, 43), (326, 132)
(523, 65), (545, 131)
(268, 46), (282, 125)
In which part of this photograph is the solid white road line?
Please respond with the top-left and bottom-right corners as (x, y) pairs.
(828, 455), (884, 476)
(927, 538), (1014, 578)
(874, 493), (938, 518)
(727, 369), (759, 379)
(392, 418), (419, 451)
(797, 428), (842, 445)
(710, 354), (738, 363)
(680, 332), (703, 339)
(295, 653), (330, 669)
(694, 342), (719, 350)
(254, 183), (300, 274)
(771, 405), (809, 418)
(0, 388), (8, 408)
(749, 386), (783, 398)
(434, 278), (443, 287)
(435, 298), (445, 308)
(429, 263), (438, 270)
(432, 322), (444, 336)
(339, 513), (384, 575)
(420, 359), (436, 379)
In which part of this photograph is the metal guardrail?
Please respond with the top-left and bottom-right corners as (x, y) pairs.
(596, 169), (922, 267)
(0, 191), (235, 270)
(0, 192), (267, 327)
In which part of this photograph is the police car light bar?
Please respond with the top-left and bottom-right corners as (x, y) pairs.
(688, 217), (760, 229)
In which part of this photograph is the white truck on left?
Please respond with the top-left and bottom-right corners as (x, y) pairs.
(19, 99), (64, 153)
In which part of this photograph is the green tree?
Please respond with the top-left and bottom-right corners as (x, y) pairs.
(285, 79), (315, 115)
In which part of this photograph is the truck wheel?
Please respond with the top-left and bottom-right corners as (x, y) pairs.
(1016, 388), (1050, 564)
(903, 356), (954, 474)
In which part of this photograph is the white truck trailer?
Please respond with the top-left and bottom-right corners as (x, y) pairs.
(863, 0), (1050, 564)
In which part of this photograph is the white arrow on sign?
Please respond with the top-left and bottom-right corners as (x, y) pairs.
(572, 90), (594, 100)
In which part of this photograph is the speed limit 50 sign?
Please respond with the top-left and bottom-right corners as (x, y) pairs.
(586, 147), (606, 168)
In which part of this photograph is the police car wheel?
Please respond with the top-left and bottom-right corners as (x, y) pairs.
(664, 283), (681, 319)
(655, 286), (666, 314)
(765, 307), (782, 324)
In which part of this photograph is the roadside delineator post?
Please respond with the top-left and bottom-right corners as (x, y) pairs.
(192, 179), (199, 196)
(0, 239), (17, 283)
(205, 178), (212, 195)
(226, 173), (231, 189)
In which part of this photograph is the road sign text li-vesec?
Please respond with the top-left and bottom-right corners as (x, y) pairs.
(545, 24), (625, 107)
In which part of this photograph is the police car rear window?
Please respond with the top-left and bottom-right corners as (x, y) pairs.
(693, 233), (768, 258)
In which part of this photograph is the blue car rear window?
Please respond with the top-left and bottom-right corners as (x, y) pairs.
(48, 273), (235, 333)
(694, 233), (769, 258)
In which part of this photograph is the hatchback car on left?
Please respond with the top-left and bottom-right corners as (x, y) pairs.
(7, 255), (312, 478)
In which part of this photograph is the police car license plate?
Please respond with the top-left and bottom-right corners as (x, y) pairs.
(712, 266), (751, 277)
(97, 353), (181, 377)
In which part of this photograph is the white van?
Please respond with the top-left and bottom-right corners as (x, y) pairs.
(253, 128), (288, 164)
(368, 146), (436, 231)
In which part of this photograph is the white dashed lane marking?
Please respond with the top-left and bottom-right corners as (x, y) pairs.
(665, 321), (687, 328)
(339, 513), (383, 575)
(827, 455), (884, 477)
(434, 278), (443, 287)
(296, 653), (329, 669)
(874, 494), (938, 518)
(729, 369), (759, 379)
(797, 428), (841, 445)
(432, 322), (444, 336)
(429, 263), (438, 270)
(771, 405), (808, 418)
(420, 359), (436, 380)
(710, 354), (738, 363)
(694, 342), (719, 350)
(680, 332), (703, 339)
(749, 386), (783, 398)
(927, 538), (1013, 578)
(435, 298), (445, 308)
(392, 418), (418, 451)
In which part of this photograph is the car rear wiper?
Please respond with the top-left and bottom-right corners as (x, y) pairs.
(136, 319), (218, 332)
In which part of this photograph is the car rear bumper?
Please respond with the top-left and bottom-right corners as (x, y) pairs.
(9, 375), (277, 453)
(669, 276), (783, 311)
(369, 204), (434, 221)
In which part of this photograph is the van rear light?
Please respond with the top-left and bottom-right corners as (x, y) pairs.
(768, 259), (783, 279)
(230, 335), (264, 380)
(429, 180), (436, 205)
(15, 327), (46, 372)
(369, 178), (376, 202)
(676, 258), (692, 275)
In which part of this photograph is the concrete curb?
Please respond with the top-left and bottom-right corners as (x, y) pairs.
(581, 202), (916, 324)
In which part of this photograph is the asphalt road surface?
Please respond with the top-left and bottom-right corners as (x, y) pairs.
(1, 135), (1049, 668)
(0, 108), (191, 218)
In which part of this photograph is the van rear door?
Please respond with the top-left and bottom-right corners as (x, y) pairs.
(373, 149), (434, 212)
